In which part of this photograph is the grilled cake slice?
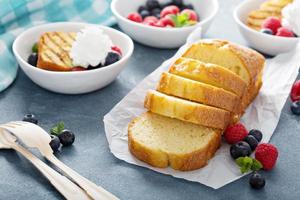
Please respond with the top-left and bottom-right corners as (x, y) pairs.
(182, 39), (265, 86)
(37, 32), (77, 71)
(157, 72), (239, 112)
(128, 112), (222, 171)
(247, 0), (292, 30)
(144, 90), (231, 130)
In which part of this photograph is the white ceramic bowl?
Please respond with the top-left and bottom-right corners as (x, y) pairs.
(233, 0), (299, 56)
(111, 0), (219, 48)
(13, 22), (134, 94)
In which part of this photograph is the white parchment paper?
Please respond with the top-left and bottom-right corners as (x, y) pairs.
(103, 36), (300, 189)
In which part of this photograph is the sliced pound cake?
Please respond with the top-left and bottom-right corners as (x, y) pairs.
(144, 90), (230, 129)
(128, 112), (222, 171)
(182, 39), (265, 86)
(157, 72), (239, 112)
(169, 57), (247, 97)
(182, 40), (265, 117)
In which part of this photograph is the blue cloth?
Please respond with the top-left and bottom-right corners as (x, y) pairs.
(0, 0), (115, 92)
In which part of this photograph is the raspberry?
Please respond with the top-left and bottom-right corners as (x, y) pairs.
(153, 21), (166, 27)
(160, 5), (180, 18)
(224, 123), (248, 144)
(291, 80), (300, 102)
(255, 143), (278, 170)
(181, 9), (198, 21)
(111, 46), (122, 56)
(276, 27), (295, 37)
(127, 13), (143, 23)
(143, 16), (159, 24)
(262, 17), (281, 34)
(160, 16), (175, 27)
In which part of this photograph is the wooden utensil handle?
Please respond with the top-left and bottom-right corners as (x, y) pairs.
(12, 144), (91, 200)
(47, 155), (119, 200)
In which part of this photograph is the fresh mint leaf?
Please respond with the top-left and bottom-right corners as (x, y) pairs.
(251, 159), (263, 171)
(171, 13), (191, 27)
(240, 165), (251, 174)
(32, 43), (38, 53)
(50, 122), (65, 135)
(235, 157), (262, 174)
(235, 157), (245, 167)
(170, 14), (180, 27)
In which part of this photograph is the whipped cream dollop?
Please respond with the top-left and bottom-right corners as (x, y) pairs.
(70, 26), (113, 68)
(282, 0), (300, 36)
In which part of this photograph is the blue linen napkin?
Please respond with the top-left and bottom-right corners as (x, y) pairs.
(0, 0), (115, 92)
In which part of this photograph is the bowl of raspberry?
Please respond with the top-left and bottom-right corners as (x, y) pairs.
(234, 0), (299, 56)
(111, 0), (219, 48)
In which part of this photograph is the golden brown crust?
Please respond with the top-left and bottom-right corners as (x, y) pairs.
(169, 58), (247, 97)
(144, 90), (230, 130)
(37, 32), (76, 71)
(157, 72), (239, 112)
(231, 74), (263, 124)
(225, 41), (265, 83)
(128, 112), (222, 171)
(184, 40), (265, 85)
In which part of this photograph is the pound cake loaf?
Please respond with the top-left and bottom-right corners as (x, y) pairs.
(37, 32), (76, 71)
(144, 90), (231, 129)
(128, 39), (265, 171)
(128, 112), (222, 171)
(157, 72), (239, 112)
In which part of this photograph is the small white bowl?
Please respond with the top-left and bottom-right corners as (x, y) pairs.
(111, 0), (219, 48)
(233, 0), (299, 56)
(13, 22), (134, 94)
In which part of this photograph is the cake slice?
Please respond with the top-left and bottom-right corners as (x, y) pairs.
(128, 112), (222, 171)
(144, 90), (230, 129)
(157, 72), (239, 112)
(169, 57), (247, 97)
(182, 39), (265, 86)
(37, 32), (77, 71)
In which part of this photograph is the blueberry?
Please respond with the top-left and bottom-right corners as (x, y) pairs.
(27, 53), (38, 67)
(172, 0), (183, 7)
(249, 129), (263, 142)
(151, 8), (161, 18)
(249, 172), (265, 189)
(58, 129), (75, 146)
(138, 6), (147, 13)
(104, 52), (121, 66)
(260, 28), (273, 35)
(22, 114), (38, 124)
(140, 10), (151, 19)
(230, 141), (252, 159)
(146, 0), (160, 10)
(182, 4), (194, 10)
(50, 135), (60, 152)
(291, 101), (300, 115)
(244, 135), (258, 150)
